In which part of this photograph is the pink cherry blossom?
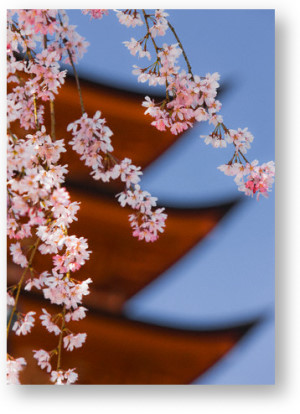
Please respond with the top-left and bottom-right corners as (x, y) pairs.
(65, 306), (88, 322)
(218, 160), (275, 199)
(12, 311), (36, 336)
(6, 8), (96, 385)
(64, 368), (78, 384)
(7, 292), (15, 307)
(33, 349), (52, 372)
(7, 356), (26, 384)
(9, 242), (28, 268)
(116, 10), (143, 28)
(63, 333), (87, 351)
(6, 8), (274, 386)
(50, 368), (78, 384)
(50, 370), (65, 385)
(150, 10), (169, 37)
(82, 9), (108, 20)
(123, 38), (151, 60)
(40, 308), (61, 335)
(68, 111), (167, 240)
(225, 128), (254, 154)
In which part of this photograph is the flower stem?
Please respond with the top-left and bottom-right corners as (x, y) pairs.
(7, 238), (40, 337)
(56, 305), (66, 371)
(50, 99), (56, 140)
(238, 149), (250, 164)
(33, 93), (40, 129)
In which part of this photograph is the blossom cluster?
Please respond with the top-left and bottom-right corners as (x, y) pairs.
(218, 160), (275, 199)
(7, 7), (275, 386)
(7, 124), (91, 384)
(121, 9), (168, 61)
(119, 10), (221, 136)
(123, 38), (151, 60)
(7, 127), (67, 241)
(201, 126), (253, 151)
(201, 121), (274, 196)
(82, 9), (108, 20)
(7, 9), (89, 129)
(13, 311), (36, 336)
(149, 9), (169, 38)
(7, 9), (93, 384)
(7, 9), (168, 386)
(142, 70), (222, 135)
(6, 356), (27, 385)
(116, 9), (143, 28)
(33, 349), (78, 383)
(119, 8), (275, 198)
(68, 112), (167, 241)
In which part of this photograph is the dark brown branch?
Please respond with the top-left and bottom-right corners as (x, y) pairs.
(167, 21), (194, 79)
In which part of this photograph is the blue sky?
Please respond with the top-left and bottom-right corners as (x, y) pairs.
(66, 9), (275, 384)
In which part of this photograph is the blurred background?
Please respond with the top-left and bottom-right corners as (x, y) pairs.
(8, 9), (274, 384)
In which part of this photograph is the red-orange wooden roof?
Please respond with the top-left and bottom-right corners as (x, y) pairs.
(9, 294), (258, 384)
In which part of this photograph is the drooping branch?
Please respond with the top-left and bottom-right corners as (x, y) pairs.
(167, 20), (194, 79)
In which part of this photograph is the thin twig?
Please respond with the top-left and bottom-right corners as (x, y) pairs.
(167, 21), (194, 79)
(7, 238), (40, 337)
(142, 10), (160, 54)
(33, 93), (40, 129)
(50, 100), (56, 140)
(238, 149), (250, 164)
(57, 11), (85, 115)
(67, 49), (86, 115)
(56, 305), (66, 371)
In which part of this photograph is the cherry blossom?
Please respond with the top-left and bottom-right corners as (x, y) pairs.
(7, 356), (26, 385)
(225, 128), (254, 154)
(218, 160), (275, 199)
(7, 292), (15, 307)
(120, 9), (275, 197)
(6, 9), (94, 384)
(65, 306), (88, 322)
(68, 111), (167, 241)
(12, 311), (36, 336)
(50, 370), (65, 385)
(123, 38), (151, 60)
(63, 333), (87, 351)
(236, 161), (275, 199)
(33, 349), (52, 373)
(9, 242), (28, 268)
(41, 270), (92, 310)
(64, 368), (78, 384)
(116, 10), (143, 28)
(149, 10), (169, 37)
(82, 9), (108, 20)
(201, 131), (227, 148)
(51, 368), (78, 385)
(39, 308), (61, 335)
(6, 8), (274, 386)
